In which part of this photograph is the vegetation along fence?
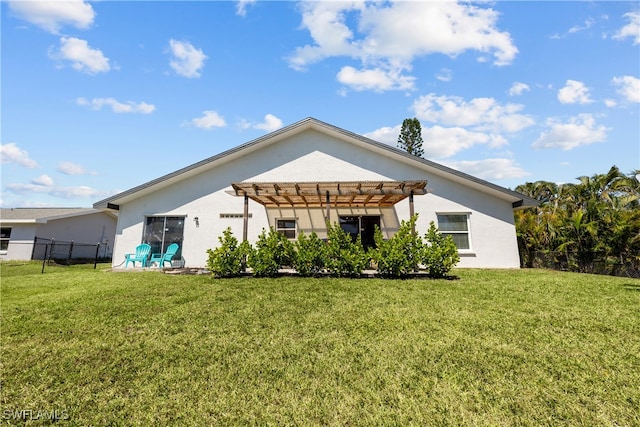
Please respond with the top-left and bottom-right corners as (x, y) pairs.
(525, 250), (640, 279)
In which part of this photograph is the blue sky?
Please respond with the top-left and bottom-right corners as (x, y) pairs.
(1, 0), (639, 208)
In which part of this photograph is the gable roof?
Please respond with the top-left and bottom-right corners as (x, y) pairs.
(93, 117), (538, 210)
(0, 207), (113, 224)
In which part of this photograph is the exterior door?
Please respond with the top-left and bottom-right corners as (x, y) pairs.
(339, 215), (380, 250)
(143, 216), (184, 257)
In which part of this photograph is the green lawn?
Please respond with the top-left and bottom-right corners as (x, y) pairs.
(1, 262), (639, 426)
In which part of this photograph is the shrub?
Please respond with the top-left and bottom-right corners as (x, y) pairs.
(292, 231), (326, 276)
(324, 222), (368, 277)
(423, 221), (460, 278)
(371, 215), (422, 278)
(206, 228), (250, 278)
(248, 227), (294, 277)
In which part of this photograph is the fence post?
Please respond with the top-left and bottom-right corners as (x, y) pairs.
(94, 243), (100, 269)
(68, 241), (74, 265)
(31, 236), (38, 260)
(49, 239), (55, 264)
(42, 244), (48, 274)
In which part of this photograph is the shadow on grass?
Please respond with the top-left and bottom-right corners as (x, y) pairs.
(204, 269), (461, 280)
(622, 282), (640, 291)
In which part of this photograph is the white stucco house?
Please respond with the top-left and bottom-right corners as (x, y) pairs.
(94, 118), (537, 269)
(0, 208), (117, 261)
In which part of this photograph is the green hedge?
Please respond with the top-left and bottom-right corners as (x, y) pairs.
(207, 216), (460, 279)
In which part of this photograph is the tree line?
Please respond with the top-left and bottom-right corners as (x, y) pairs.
(514, 166), (640, 274)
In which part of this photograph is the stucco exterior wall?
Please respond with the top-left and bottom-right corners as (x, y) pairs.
(1, 213), (116, 261)
(112, 129), (521, 269)
(35, 213), (116, 246)
(0, 224), (36, 261)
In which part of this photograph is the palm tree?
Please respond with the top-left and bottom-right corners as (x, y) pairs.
(514, 167), (640, 275)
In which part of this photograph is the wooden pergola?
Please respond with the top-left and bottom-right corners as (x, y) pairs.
(228, 180), (427, 241)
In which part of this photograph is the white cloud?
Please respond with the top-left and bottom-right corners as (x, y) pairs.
(612, 75), (640, 103)
(412, 94), (535, 133)
(613, 11), (640, 44)
(236, 0), (256, 17)
(440, 158), (530, 180)
(365, 123), (506, 159)
(364, 125), (401, 145)
(532, 114), (609, 150)
(5, 183), (104, 199)
(50, 37), (110, 74)
(57, 161), (96, 176)
(288, 1), (517, 92)
(253, 114), (283, 133)
(0, 143), (38, 168)
(168, 39), (207, 78)
(509, 82), (530, 96)
(436, 68), (452, 83)
(189, 111), (226, 130)
(7, 0), (95, 34)
(557, 80), (593, 104)
(568, 18), (594, 34)
(422, 126), (507, 158)
(76, 97), (155, 114)
(31, 174), (54, 187)
(337, 65), (415, 92)
(604, 99), (617, 108)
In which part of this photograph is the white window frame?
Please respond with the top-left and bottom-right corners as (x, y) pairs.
(275, 218), (297, 239)
(436, 213), (472, 252)
(0, 227), (11, 253)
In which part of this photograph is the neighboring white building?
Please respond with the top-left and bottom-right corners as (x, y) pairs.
(0, 208), (117, 261)
(94, 118), (537, 269)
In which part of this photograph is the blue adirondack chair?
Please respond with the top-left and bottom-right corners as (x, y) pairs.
(150, 243), (180, 269)
(125, 243), (151, 268)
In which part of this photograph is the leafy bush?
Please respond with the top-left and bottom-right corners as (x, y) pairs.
(371, 215), (422, 278)
(423, 221), (460, 278)
(291, 231), (326, 276)
(209, 220), (459, 279)
(206, 227), (250, 278)
(248, 227), (294, 277)
(324, 222), (368, 277)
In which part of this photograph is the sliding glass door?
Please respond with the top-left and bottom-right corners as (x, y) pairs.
(143, 216), (184, 257)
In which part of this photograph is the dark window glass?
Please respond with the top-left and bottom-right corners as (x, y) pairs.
(437, 214), (470, 250)
(276, 219), (296, 239)
(143, 217), (184, 257)
(0, 227), (10, 251)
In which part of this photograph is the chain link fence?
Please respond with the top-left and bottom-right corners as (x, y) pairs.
(30, 237), (112, 272)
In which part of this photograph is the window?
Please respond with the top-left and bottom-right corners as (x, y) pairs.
(437, 214), (470, 250)
(276, 219), (296, 239)
(143, 216), (184, 257)
(0, 227), (11, 252)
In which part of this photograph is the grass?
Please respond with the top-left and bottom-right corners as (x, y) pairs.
(1, 262), (639, 426)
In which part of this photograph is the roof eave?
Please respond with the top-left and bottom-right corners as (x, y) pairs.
(92, 117), (538, 211)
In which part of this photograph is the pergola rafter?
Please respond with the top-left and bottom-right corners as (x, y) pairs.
(228, 180), (428, 241)
(229, 180), (427, 208)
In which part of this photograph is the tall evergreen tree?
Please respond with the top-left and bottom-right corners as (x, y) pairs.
(397, 117), (424, 157)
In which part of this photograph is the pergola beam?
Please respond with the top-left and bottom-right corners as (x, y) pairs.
(227, 180), (428, 242)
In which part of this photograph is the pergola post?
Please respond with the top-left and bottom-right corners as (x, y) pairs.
(409, 190), (415, 235)
(242, 194), (249, 242)
(325, 191), (330, 224)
